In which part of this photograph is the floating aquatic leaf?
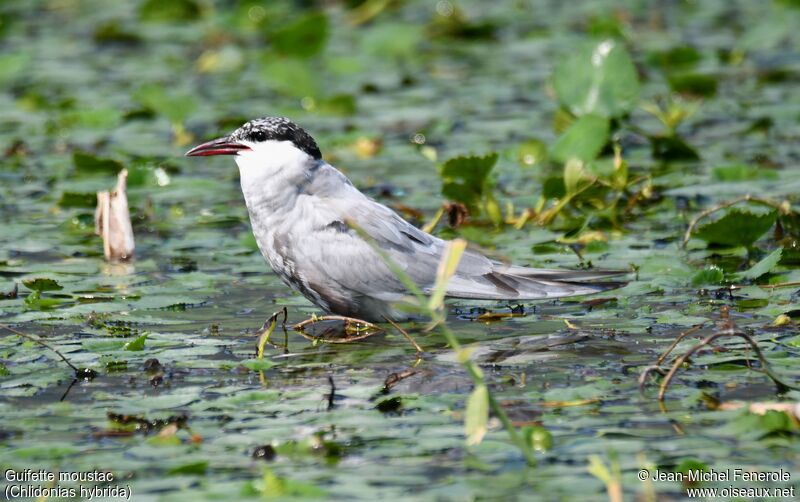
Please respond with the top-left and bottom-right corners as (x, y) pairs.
(73, 152), (124, 177)
(650, 135), (700, 161)
(241, 359), (275, 371)
(668, 73), (718, 97)
(712, 164), (778, 181)
(0, 53), (28, 84)
(270, 11), (328, 59)
(261, 58), (318, 98)
(563, 159), (597, 197)
(691, 266), (725, 286)
(647, 46), (701, 71)
(361, 23), (423, 59)
(134, 85), (196, 124)
(438, 153), (498, 213)
(550, 114), (610, 163)
(312, 94), (357, 116)
(734, 248), (783, 281)
(123, 334), (148, 351)
(58, 194), (97, 212)
(553, 40), (640, 118)
(674, 458), (709, 476)
(247, 468), (327, 498)
(694, 208), (778, 248)
(22, 278), (63, 292)
(139, 0), (201, 22)
(167, 461), (208, 476)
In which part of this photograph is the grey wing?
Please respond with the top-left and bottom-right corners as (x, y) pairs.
(311, 194), (623, 302)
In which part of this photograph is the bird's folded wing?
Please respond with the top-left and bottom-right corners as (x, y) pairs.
(308, 195), (624, 301)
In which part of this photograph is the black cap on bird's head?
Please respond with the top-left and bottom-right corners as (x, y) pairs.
(185, 116), (321, 159)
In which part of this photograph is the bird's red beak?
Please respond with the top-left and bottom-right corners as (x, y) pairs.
(185, 136), (251, 157)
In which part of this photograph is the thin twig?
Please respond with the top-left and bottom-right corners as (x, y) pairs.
(657, 331), (799, 401)
(293, 315), (383, 343)
(383, 315), (423, 354)
(655, 323), (707, 365)
(382, 368), (419, 393)
(759, 281), (800, 290)
(327, 375), (336, 411)
(0, 323), (80, 373)
(637, 365), (666, 396)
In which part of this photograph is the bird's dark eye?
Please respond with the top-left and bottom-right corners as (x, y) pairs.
(251, 130), (267, 142)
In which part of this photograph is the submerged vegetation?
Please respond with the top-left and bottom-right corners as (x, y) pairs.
(1, 0), (800, 500)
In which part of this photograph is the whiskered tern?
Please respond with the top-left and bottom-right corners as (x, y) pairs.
(186, 117), (623, 321)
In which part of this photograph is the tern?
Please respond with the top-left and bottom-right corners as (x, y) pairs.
(186, 117), (623, 322)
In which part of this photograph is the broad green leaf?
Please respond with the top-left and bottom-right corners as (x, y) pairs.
(551, 114), (610, 163)
(668, 73), (718, 97)
(139, 0), (201, 22)
(313, 94), (357, 116)
(438, 153), (498, 212)
(123, 334), (148, 351)
(650, 135), (700, 161)
(134, 85), (196, 124)
(734, 248), (783, 280)
(58, 192), (97, 207)
(647, 45), (702, 71)
(361, 23), (423, 59)
(73, 152), (124, 177)
(24, 291), (63, 310)
(251, 469), (327, 498)
(241, 359), (276, 371)
(270, 12), (328, 59)
(465, 384), (489, 446)
(712, 164), (778, 181)
(262, 58), (318, 98)
(553, 40), (640, 118)
(167, 461), (208, 475)
(563, 159), (597, 197)
(0, 52), (29, 84)
(22, 278), (63, 292)
(691, 266), (725, 286)
(675, 459), (709, 475)
(693, 208), (778, 248)
(60, 108), (123, 130)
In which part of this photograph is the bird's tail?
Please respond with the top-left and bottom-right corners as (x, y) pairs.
(444, 266), (627, 301)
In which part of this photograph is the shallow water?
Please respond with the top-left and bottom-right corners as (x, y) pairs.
(1, 0), (799, 500)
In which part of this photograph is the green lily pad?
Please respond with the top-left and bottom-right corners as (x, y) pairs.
(691, 266), (725, 286)
(270, 11), (328, 59)
(553, 40), (640, 118)
(123, 334), (148, 351)
(439, 153), (498, 212)
(693, 208), (778, 248)
(22, 278), (63, 292)
(734, 248), (783, 280)
(551, 114), (610, 163)
(73, 151), (124, 177)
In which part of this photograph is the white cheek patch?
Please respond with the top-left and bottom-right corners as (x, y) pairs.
(235, 140), (314, 194)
